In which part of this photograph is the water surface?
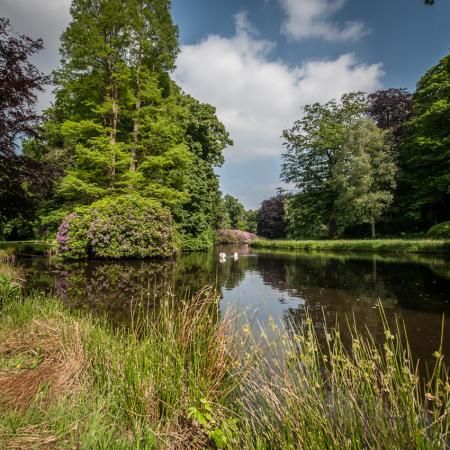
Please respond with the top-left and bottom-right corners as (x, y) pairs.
(10, 244), (450, 364)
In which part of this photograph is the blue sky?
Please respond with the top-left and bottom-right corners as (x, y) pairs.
(3, 0), (450, 208)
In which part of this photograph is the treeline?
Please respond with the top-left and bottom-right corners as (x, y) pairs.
(0, 1), (232, 250)
(256, 55), (450, 239)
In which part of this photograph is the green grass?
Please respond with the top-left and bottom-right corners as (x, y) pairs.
(250, 238), (450, 254)
(0, 285), (235, 449)
(0, 273), (449, 449)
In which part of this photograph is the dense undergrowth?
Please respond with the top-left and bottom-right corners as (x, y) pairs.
(251, 238), (450, 254)
(0, 271), (449, 449)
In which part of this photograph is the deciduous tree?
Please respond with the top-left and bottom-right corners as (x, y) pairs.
(333, 119), (397, 238)
(397, 53), (450, 226)
(281, 92), (367, 238)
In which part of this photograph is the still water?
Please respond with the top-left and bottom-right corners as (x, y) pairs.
(13, 245), (450, 364)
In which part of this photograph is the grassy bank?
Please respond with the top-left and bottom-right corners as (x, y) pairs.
(251, 238), (450, 254)
(0, 241), (57, 259)
(0, 275), (449, 448)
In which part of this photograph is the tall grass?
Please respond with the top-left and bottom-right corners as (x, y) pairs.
(0, 288), (235, 449)
(251, 238), (450, 254)
(0, 286), (449, 449)
(232, 311), (450, 449)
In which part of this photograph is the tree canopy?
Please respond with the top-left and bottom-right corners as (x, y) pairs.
(397, 53), (450, 227)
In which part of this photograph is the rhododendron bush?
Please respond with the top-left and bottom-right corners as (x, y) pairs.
(57, 195), (179, 259)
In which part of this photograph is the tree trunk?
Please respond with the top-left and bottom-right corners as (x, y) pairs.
(371, 219), (376, 239)
(109, 80), (118, 185)
(328, 218), (337, 239)
(130, 75), (140, 172)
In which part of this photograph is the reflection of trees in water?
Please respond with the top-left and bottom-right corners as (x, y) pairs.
(252, 253), (450, 314)
(53, 260), (176, 323)
(20, 250), (249, 324)
(257, 252), (450, 367)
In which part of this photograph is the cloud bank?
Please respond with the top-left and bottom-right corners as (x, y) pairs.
(174, 13), (383, 163)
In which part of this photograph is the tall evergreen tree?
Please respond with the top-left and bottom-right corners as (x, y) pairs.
(38, 0), (231, 247)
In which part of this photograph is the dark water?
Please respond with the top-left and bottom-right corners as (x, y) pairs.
(9, 245), (450, 364)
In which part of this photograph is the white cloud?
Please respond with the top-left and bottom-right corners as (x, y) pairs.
(279, 0), (367, 41)
(174, 13), (383, 163)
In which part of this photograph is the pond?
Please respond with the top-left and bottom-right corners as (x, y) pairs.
(8, 244), (450, 364)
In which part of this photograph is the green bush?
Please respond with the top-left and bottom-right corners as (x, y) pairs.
(179, 228), (214, 252)
(57, 195), (179, 259)
(427, 221), (450, 239)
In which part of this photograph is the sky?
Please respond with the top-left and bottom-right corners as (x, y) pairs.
(2, 0), (450, 208)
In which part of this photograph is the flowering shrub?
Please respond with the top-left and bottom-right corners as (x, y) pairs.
(427, 221), (450, 239)
(56, 210), (90, 259)
(215, 229), (258, 245)
(57, 195), (179, 259)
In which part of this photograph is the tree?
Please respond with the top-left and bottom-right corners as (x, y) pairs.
(245, 209), (257, 234)
(0, 17), (49, 155)
(281, 92), (367, 238)
(397, 53), (450, 226)
(367, 88), (412, 133)
(257, 192), (287, 239)
(333, 119), (397, 238)
(285, 192), (328, 239)
(222, 195), (247, 230)
(0, 17), (54, 235)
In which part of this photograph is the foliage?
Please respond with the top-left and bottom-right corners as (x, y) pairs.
(188, 398), (239, 449)
(367, 88), (412, 135)
(244, 209), (257, 234)
(397, 52), (450, 227)
(0, 272), (21, 301)
(0, 17), (49, 155)
(57, 195), (178, 259)
(1, 290), (449, 448)
(427, 221), (450, 239)
(257, 192), (288, 239)
(179, 227), (214, 252)
(333, 119), (397, 237)
(285, 192), (328, 239)
(282, 92), (368, 238)
(222, 195), (247, 230)
(235, 308), (450, 449)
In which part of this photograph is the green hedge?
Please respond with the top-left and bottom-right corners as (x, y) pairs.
(57, 195), (179, 259)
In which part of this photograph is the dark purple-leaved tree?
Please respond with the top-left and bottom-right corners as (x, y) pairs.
(367, 88), (413, 135)
(0, 17), (53, 228)
(0, 17), (48, 154)
(256, 192), (288, 239)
